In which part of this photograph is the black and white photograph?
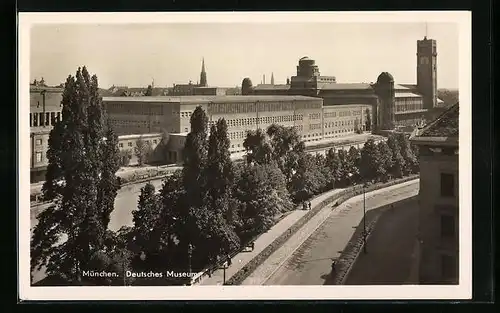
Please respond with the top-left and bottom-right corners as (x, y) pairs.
(19, 12), (471, 301)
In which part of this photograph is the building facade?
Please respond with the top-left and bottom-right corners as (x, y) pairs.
(410, 103), (459, 284)
(244, 37), (443, 132)
(102, 95), (372, 163)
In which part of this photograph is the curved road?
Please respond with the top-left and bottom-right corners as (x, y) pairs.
(262, 180), (419, 285)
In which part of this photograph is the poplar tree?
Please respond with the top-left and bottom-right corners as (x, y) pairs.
(32, 67), (119, 283)
(377, 141), (393, 181)
(131, 183), (162, 270)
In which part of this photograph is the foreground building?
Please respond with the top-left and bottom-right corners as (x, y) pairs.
(410, 103), (459, 284)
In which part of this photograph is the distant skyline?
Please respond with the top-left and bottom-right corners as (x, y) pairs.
(30, 22), (459, 89)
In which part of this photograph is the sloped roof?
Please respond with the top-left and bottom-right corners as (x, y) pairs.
(417, 102), (459, 137)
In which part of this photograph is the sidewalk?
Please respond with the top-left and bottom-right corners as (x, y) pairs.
(244, 179), (419, 285)
(198, 187), (348, 285)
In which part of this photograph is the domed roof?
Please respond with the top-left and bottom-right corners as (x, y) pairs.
(242, 77), (253, 86)
(299, 56), (313, 61)
(377, 72), (394, 83)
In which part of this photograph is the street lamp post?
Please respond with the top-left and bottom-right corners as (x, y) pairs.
(362, 183), (368, 254)
(222, 260), (228, 285)
(187, 243), (193, 275)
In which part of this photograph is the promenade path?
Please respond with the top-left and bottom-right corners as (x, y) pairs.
(198, 187), (348, 285)
(250, 179), (419, 285)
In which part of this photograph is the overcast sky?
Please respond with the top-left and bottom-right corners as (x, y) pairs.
(30, 22), (459, 89)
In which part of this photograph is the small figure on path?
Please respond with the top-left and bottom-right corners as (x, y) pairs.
(331, 260), (337, 273)
(302, 202), (307, 210)
(308, 202), (312, 210)
(227, 254), (232, 266)
(250, 242), (255, 251)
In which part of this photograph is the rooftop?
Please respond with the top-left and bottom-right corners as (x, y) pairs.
(320, 83), (373, 90)
(254, 84), (291, 90)
(102, 95), (321, 103)
(417, 103), (459, 138)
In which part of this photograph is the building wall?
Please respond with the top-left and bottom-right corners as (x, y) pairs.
(417, 145), (459, 284)
(104, 101), (180, 135)
(205, 98), (323, 153)
(117, 133), (164, 166)
(322, 105), (372, 140)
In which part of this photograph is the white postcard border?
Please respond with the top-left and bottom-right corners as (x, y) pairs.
(18, 11), (472, 301)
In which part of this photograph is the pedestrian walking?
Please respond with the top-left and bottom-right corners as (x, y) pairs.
(331, 260), (336, 273)
(227, 254), (232, 266)
(302, 202), (307, 210)
(308, 201), (312, 210)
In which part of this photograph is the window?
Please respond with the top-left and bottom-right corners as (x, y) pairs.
(440, 173), (455, 197)
(184, 128), (188, 132)
(29, 113), (32, 127)
(35, 139), (42, 145)
(441, 255), (457, 283)
(119, 143), (123, 148)
(128, 142), (133, 147)
(153, 140), (157, 144)
(50, 112), (56, 125)
(440, 215), (455, 237)
(35, 152), (42, 163)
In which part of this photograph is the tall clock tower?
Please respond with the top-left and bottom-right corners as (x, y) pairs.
(417, 36), (438, 110)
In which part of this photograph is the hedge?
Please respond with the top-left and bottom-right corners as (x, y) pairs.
(224, 174), (419, 285)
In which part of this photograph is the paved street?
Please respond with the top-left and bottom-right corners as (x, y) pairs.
(344, 197), (420, 285)
(260, 179), (419, 285)
(198, 187), (347, 285)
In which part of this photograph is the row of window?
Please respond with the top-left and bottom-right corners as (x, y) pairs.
(309, 123), (321, 130)
(309, 113), (321, 120)
(30, 112), (61, 127)
(339, 111), (352, 117)
(395, 101), (424, 113)
(181, 111), (192, 118)
(118, 138), (159, 148)
(109, 119), (161, 126)
(325, 119), (359, 128)
(214, 114), (305, 129)
(106, 103), (164, 115)
(207, 101), (321, 115)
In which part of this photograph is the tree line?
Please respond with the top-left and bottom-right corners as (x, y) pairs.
(31, 68), (419, 286)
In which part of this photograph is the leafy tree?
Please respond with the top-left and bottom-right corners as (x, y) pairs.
(134, 137), (151, 166)
(266, 124), (305, 184)
(365, 108), (371, 131)
(290, 154), (327, 202)
(387, 134), (405, 178)
(377, 141), (393, 182)
(131, 183), (162, 269)
(32, 66), (120, 283)
(119, 150), (132, 166)
(360, 139), (384, 183)
(395, 133), (418, 175)
(243, 128), (273, 165)
(325, 148), (341, 188)
(182, 106), (209, 206)
(234, 164), (278, 237)
(347, 146), (361, 184)
(204, 118), (240, 259)
(336, 149), (350, 186)
(98, 118), (121, 228)
(144, 85), (153, 96)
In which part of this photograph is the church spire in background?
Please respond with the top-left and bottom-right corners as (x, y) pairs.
(271, 72), (275, 85)
(199, 58), (207, 87)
